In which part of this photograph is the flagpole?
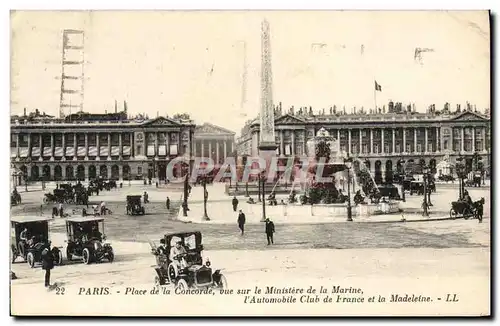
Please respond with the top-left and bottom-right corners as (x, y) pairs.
(374, 81), (377, 111)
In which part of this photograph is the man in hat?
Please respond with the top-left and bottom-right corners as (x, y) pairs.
(41, 246), (54, 287)
(265, 218), (275, 245)
(232, 196), (239, 212)
(170, 240), (188, 269)
(237, 210), (246, 235)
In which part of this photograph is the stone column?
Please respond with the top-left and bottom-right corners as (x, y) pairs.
(359, 129), (362, 154)
(50, 133), (54, 160)
(193, 139), (197, 157)
(107, 133), (112, 160)
(472, 127), (475, 152)
(370, 129), (373, 154)
(165, 132), (170, 156)
(392, 129), (395, 154)
(61, 165), (66, 180)
(436, 127), (441, 152)
(291, 132), (296, 156)
(208, 141), (212, 162)
(118, 165), (123, 181)
(231, 141), (234, 154)
(84, 133), (89, 160)
(280, 130), (284, 155)
(216, 141), (220, 164)
(201, 140), (205, 159)
(107, 165), (112, 179)
(73, 133), (77, 160)
(27, 133), (31, 156)
(424, 127), (428, 152)
(223, 140), (227, 159)
(481, 128), (486, 152)
(155, 132), (159, 158)
(96, 133), (100, 160)
(402, 128), (406, 153)
(348, 130), (352, 154)
(381, 129), (385, 154)
(119, 133), (123, 158)
(62, 133), (66, 159)
(16, 134), (20, 158)
(461, 127), (465, 153)
(413, 128), (417, 153)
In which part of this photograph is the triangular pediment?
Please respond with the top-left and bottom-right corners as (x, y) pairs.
(142, 116), (180, 126)
(274, 114), (306, 125)
(195, 123), (235, 135)
(450, 111), (489, 121)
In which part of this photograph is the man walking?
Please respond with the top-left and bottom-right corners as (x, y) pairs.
(166, 197), (170, 210)
(237, 210), (246, 235)
(41, 247), (54, 288)
(265, 218), (275, 245)
(232, 196), (239, 212)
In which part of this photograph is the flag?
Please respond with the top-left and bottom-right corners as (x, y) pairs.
(375, 81), (382, 92)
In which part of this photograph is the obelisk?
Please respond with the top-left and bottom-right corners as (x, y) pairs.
(258, 19), (277, 165)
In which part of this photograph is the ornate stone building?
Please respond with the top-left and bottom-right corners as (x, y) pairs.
(193, 123), (236, 165)
(10, 111), (196, 182)
(236, 109), (491, 182)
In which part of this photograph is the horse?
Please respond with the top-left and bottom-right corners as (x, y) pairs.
(472, 197), (485, 222)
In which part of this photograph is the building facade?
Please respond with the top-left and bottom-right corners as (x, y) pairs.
(193, 123), (236, 165)
(237, 109), (491, 182)
(10, 111), (196, 182)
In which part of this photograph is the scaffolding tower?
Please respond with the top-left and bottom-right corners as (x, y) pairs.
(59, 29), (85, 118)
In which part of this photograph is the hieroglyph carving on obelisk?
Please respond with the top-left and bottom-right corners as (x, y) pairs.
(258, 19), (277, 151)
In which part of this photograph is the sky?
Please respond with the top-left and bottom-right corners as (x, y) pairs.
(10, 11), (490, 133)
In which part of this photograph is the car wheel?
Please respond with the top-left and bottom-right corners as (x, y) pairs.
(218, 274), (228, 289)
(66, 247), (72, 261)
(107, 250), (114, 263)
(27, 252), (35, 268)
(176, 279), (188, 291)
(449, 209), (457, 219)
(82, 248), (91, 265)
(167, 263), (178, 284)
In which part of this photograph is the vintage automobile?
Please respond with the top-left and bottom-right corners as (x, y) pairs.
(11, 215), (63, 268)
(150, 231), (227, 290)
(65, 217), (114, 264)
(126, 195), (145, 215)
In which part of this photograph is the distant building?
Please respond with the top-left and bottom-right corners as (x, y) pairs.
(193, 123), (236, 165)
(10, 110), (196, 182)
(236, 104), (491, 182)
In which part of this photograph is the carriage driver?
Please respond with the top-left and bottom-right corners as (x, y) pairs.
(170, 240), (188, 269)
(463, 190), (474, 213)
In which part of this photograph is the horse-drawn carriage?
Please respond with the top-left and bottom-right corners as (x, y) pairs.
(449, 198), (484, 221)
(43, 188), (74, 204)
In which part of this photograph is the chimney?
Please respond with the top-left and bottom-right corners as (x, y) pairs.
(23, 108), (26, 116)
(123, 100), (128, 114)
(114, 100), (117, 113)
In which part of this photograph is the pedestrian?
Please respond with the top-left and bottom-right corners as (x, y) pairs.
(58, 202), (64, 218)
(143, 191), (149, 204)
(166, 197), (170, 210)
(237, 210), (246, 235)
(41, 247), (54, 287)
(232, 196), (239, 212)
(265, 218), (275, 245)
(52, 204), (58, 219)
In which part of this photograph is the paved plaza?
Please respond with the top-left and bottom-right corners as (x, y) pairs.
(10, 181), (491, 316)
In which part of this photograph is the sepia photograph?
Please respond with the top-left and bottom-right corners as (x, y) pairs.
(8, 9), (491, 316)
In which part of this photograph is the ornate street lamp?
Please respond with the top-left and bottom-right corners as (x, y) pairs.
(400, 159), (406, 202)
(456, 155), (465, 199)
(182, 160), (190, 217)
(344, 156), (353, 222)
(422, 166), (429, 217)
(201, 173), (210, 221)
(257, 174), (262, 202)
(260, 170), (267, 222)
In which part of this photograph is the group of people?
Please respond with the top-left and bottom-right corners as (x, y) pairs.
(236, 209), (276, 245)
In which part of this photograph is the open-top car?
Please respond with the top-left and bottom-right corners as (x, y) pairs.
(150, 231), (227, 290)
(65, 217), (114, 264)
(11, 215), (63, 268)
(126, 195), (145, 215)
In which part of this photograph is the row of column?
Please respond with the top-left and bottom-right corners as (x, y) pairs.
(275, 126), (487, 156)
(14, 133), (131, 160)
(193, 140), (234, 163)
(25, 164), (126, 180)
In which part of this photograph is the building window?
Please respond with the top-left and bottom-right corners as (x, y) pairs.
(374, 144), (379, 153)
(137, 145), (143, 156)
(384, 144), (390, 153)
(428, 144), (433, 152)
(406, 143), (412, 152)
(444, 140), (449, 150)
(363, 144), (369, 154)
(395, 144), (400, 153)
(417, 144), (422, 152)
(137, 166), (142, 175)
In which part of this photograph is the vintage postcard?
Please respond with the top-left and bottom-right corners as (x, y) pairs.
(9, 10), (490, 316)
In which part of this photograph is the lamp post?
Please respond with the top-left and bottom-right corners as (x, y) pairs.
(422, 166), (429, 217)
(400, 159), (406, 202)
(245, 182), (249, 197)
(202, 174), (210, 221)
(182, 161), (190, 217)
(456, 155), (465, 199)
(257, 174), (262, 202)
(344, 156), (353, 222)
(260, 170), (267, 222)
